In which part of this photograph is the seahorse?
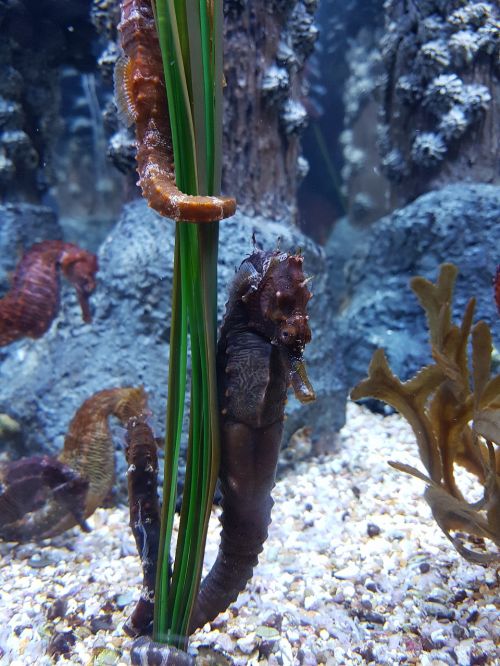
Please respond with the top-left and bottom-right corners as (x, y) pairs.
(117, 0), (236, 222)
(123, 413), (162, 638)
(0, 387), (148, 541)
(188, 248), (315, 631)
(0, 240), (98, 346)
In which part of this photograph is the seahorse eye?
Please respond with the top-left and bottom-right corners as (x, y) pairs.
(279, 326), (295, 345)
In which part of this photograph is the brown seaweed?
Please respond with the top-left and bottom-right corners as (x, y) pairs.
(0, 387), (148, 541)
(351, 263), (500, 564)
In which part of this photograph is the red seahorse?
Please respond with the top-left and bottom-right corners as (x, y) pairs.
(0, 387), (148, 541)
(0, 240), (98, 346)
(117, 0), (236, 222)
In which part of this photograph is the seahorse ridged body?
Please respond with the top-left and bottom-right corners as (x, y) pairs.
(189, 249), (315, 631)
(0, 240), (98, 346)
(117, 0), (236, 222)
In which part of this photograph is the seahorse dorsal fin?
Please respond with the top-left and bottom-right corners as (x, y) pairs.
(114, 54), (137, 127)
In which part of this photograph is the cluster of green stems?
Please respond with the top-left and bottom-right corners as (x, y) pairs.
(151, 0), (224, 649)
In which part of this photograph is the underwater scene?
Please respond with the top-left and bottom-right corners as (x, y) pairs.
(0, 0), (499, 664)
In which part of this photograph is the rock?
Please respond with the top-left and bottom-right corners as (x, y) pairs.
(0, 203), (62, 293)
(366, 523), (381, 537)
(46, 597), (68, 621)
(332, 565), (360, 580)
(334, 184), (500, 396)
(236, 633), (258, 655)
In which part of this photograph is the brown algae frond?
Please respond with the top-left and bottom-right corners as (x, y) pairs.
(351, 263), (500, 564)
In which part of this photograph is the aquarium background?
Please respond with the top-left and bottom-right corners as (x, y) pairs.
(0, 0), (499, 664)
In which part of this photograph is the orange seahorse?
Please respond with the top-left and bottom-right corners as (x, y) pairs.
(0, 387), (148, 541)
(0, 240), (98, 346)
(117, 0), (236, 222)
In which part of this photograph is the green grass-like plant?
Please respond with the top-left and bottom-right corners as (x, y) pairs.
(152, 0), (224, 648)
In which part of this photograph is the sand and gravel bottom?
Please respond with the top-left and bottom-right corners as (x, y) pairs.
(0, 402), (498, 666)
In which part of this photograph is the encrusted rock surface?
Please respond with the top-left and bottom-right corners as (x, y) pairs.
(326, 0), (500, 225)
(222, 0), (319, 221)
(0, 203), (62, 293)
(0, 0), (97, 201)
(378, 0), (500, 206)
(333, 183), (500, 390)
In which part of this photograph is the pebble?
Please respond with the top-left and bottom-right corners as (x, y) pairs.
(236, 633), (257, 655)
(0, 403), (498, 665)
(214, 632), (234, 654)
(367, 522), (381, 537)
(332, 564), (360, 580)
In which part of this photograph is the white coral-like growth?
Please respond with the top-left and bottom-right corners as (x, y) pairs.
(343, 145), (366, 173)
(449, 30), (480, 65)
(459, 83), (492, 116)
(438, 106), (469, 140)
(280, 99), (308, 135)
(477, 19), (500, 54)
(449, 3), (495, 30)
(380, 148), (408, 182)
(261, 65), (289, 96)
(423, 74), (464, 114)
(411, 132), (447, 168)
(395, 75), (423, 104)
(297, 155), (309, 180)
(418, 15), (446, 42)
(417, 39), (451, 76)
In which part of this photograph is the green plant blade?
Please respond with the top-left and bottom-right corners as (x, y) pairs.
(152, 0), (225, 648)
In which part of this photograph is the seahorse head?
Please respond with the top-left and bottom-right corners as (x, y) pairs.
(258, 253), (312, 356)
(243, 250), (315, 403)
(60, 248), (99, 323)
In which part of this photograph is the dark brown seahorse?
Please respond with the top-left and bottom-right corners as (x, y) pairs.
(0, 240), (98, 346)
(117, 0), (236, 222)
(125, 414), (197, 665)
(188, 248), (315, 631)
(123, 413), (162, 638)
(124, 248), (315, 650)
(0, 387), (148, 541)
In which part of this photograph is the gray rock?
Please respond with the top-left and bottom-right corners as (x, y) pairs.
(0, 203), (62, 292)
(0, 200), (343, 486)
(335, 183), (500, 393)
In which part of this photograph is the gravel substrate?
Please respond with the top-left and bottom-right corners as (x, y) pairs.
(0, 402), (498, 665)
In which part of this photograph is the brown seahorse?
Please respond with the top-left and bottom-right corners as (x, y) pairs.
(188, 248), (315, 631)
(117, 0), (236, 222)
(123, 413), (161, 638)
(0, 240), (98, 346)
(0, 387), (148, 541)
(124, 248), (315, 647)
